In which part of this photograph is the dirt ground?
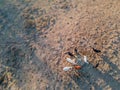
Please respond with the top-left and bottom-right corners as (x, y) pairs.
(0, 0), (120, 90)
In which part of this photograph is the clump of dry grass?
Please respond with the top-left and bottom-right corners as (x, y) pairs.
(0, 65), (17, 89)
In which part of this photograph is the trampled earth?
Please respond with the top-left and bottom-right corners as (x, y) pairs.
(0, 0), (120, 90)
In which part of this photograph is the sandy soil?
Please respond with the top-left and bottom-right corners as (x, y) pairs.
(0, 0), (120, 90)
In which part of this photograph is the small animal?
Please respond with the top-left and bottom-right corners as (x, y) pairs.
(84, 56), (89, 64)
(65, 52), (75, 57)
(93, 63), (99, 68)
(74, 48), (79, 55)
(74, 65), (82, 70)
(74, 48), (82, 58)
(92, 48), (101, 53)
(66, 58), (77, 65)
(74, 48), (78, 53)
(63, 67), (72, 71)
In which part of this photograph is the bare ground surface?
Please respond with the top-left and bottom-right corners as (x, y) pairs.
(0, 0), (120, 90)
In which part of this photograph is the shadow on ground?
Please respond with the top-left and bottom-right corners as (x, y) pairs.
(70, 55), (120, 90)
